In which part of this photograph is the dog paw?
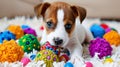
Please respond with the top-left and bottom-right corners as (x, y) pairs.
(69, 56), (85, 66)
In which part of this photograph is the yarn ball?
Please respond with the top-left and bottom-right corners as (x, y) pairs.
(21, 57), (31, 66)
(0, 40), (24, 62)
(35, 50), (59, 67)
(18, 34), (40, 53)
(89, 37), (112, 59)
(7, 25), (24, 39)
(100, 23), (109, 29)
(23, 28), (37, 36)
(21, 25), (30, 30)
(85, 62), (93, 67)
(103, 30), (120, 46)
(64, 62), (74, 67)
(90, 24), (105, 38)
(0, 31), (16, 43)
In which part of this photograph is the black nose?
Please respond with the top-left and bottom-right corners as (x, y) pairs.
(53, 37), (63, 45)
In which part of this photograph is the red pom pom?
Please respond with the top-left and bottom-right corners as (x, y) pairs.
(40, 26), (44, 31)
(59, 54), (70, 62)
(100, 23), (109, 29)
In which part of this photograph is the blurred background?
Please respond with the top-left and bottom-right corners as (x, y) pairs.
(0, 0), (120, 19)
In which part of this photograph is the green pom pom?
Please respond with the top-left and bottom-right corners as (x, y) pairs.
(18, 34), (40, 53)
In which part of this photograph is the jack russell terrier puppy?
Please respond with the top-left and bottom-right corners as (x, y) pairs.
(34, 2), (93, 63)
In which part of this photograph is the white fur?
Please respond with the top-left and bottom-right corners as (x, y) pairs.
(41, 9), (93, 63)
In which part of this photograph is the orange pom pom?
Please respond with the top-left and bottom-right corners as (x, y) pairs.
(0, 40), (24, 63)
(103, 30), (120, 46)
(7, 25), (24, 39)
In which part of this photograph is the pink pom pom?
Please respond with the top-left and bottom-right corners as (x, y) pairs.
(85, 62), (93, 67)
(21, 57), (30, 66)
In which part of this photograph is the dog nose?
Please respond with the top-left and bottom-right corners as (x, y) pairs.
(53, 37), (63, 45)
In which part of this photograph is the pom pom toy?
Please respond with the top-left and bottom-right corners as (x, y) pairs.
(41, 41), (60, 55)
(0, 31), (16, 43)
(105, 28), (111, 33)
(100, 23), (109, 29)
(21, 25), (30, 30)
(59, 54), (70, 62)
(23, 28), (37, 37)
(111, 27), (117, 32)
(103, 30), (120, 46)
(85, 62), (93, 67)
(35, 50), (59, 67)
(105, 27), (117, 33)
(90, 24), (105, 38)
(104, 56), (113, 63)
(41, 41), (70, 62)
(0, 40), (24, 62)
(18, 34), (40, 53)
(64, 62), (74, 67)
(21, 57), (31, 66)
(40, 26), (44, 31)
(30, 54), (36, 60)
(7, 25), (24, 39)
(89, 37), (112, 59)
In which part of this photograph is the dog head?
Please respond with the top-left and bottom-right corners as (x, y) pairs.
(34, 2), (86, 46)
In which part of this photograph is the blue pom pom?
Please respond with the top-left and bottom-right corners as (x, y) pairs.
(90, 24), (105, 38)
(64, 62), (74, 67)
(21, 25), (30, 30)
(0, 31), (16, 43)
(30, 54), (36, 60)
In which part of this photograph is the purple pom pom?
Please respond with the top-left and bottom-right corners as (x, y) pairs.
(89, 37), (112, 59)
(23, 28), (37, 36)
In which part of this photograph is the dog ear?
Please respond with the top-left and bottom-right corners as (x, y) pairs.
(34, 2), (51, 17)
(71, 6), (86, 23)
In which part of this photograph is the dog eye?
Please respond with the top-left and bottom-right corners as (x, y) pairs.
(46, 21), (54, 28)
(65, 24), (72, 29)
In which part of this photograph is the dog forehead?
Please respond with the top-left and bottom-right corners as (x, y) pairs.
(44, 3), (75, 23)
(57, 9), (64, 22)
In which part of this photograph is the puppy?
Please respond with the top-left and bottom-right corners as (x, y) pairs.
(34, 2), (93, 63)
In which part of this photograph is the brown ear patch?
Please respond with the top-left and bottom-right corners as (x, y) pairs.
(71, 6), (86, 23)
(34, 2), (51, 17)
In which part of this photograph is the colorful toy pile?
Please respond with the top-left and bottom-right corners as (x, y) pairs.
(18, 34), (40, 53)
(0, 40), (24, 62)
(90, 23), (118, 38)
(35, 41), (70, 67)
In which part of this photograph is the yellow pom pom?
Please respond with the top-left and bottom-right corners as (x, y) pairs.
(104, 58), (113, 63)
(35, 50), (59, 67)
(0, 40), (24, 63)
(103, 30), (120, 46)
(7, 25), (24, 39)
